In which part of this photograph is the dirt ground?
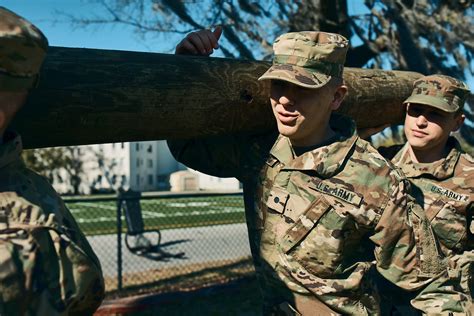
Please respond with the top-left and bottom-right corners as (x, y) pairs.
(96, 257), (262, 315)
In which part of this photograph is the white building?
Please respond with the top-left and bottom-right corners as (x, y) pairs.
(82, 140), (240, 193)
(169, 169), (241, 192)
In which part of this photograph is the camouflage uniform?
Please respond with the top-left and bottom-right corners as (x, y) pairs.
(378, 75), (473, 315)
(0, 7), (104, 315)
(386, 140), (474, 314)
(169, 32), (439, 315)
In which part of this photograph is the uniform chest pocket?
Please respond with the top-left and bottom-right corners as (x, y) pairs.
(279, 196), (350, 277)
(429, 200), (467, 253)
(280, 196), (331, 252)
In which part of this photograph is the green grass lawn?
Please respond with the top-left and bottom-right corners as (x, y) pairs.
(66, 195), (246, 236)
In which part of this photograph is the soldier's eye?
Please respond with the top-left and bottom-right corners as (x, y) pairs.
(407, 106), (423, 117)
(430, 111), (443, 118)
(271, 80), (286, 88)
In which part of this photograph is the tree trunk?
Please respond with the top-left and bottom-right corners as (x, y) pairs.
(11, 46), (421, 149)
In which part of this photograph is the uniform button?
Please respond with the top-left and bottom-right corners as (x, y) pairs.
(274, 197), (280, 203)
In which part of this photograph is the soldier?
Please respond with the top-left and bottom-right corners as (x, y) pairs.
(169, 28), (440, 314)
(0, 7), (104, 315)
(372, 75), (474, 314)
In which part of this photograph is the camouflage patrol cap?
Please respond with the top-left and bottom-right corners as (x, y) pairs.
(258, 31), (348, 88)
(0, 7), (48, 91)
(403, 75), (470, 113)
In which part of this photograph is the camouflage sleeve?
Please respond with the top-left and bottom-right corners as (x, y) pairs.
(371, 177), (432, 290)
(167, 132), (276, 181)
(410, 251), (474, 314)
(0, 192), (105, 315)
(410, 204), (474, 314)
(468, 203), (474, 250)
(0, 225), (105, 315)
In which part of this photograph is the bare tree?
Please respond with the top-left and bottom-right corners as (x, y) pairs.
(63, 0), (473, 146)
(22, 146), (87, 195)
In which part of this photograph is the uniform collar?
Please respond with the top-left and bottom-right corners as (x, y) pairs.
(392, 137), (461, 180)
(0, 131), (23, 170)
(269, 114), (358, 178)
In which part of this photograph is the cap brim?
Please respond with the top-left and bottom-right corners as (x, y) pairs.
(403, 94), (458, 113)
(258, 64), (331, 89)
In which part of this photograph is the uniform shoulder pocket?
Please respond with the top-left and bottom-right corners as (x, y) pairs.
(266, 187), (290, 214)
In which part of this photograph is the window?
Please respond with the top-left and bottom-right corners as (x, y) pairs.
(147, 159), (153, 168)
(148, 175), (153, 185)
(121, 142), (124, 149)
(147, 145), (153, 153)
(135, 143), (139, 151)
(136, 158), (140, 167)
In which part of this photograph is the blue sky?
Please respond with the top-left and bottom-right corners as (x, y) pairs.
(1, 0), (167, 52)
(3, 0), (473, 90)
(3, 1), (368, 51)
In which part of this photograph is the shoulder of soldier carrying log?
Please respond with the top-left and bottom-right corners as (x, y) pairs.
(303, 138), (410, 223)
(458, 152), (474, 175)
(0, 165), (105, 313)
(442, 152), (474, 192)
(351, 138), (408, 197)
(348, 139), (410, 215)
(0, 161), (86, 240)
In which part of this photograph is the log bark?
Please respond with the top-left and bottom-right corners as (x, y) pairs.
(11, 46), (421, 149)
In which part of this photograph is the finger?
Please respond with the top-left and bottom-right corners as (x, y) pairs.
(203, 31), (219, 53)
(186, 32), (209, 55)
(175, 40), (199, 55)
(195, 31), (214, 54)
(175, 34), (200, 55)
(212, 26), (223, 48)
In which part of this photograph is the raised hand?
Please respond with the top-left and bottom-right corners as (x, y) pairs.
(175, 26), (223, 56)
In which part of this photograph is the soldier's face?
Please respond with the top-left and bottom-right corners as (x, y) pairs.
(404, 103), (464, 153)
(270, 80), (341, 147)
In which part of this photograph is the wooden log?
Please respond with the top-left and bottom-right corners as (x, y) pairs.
(11, 46), (421, 149)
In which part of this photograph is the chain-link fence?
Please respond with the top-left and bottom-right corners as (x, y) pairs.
(63, 191), (255, 297)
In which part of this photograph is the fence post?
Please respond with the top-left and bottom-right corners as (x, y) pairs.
(116, 196), (123, 291)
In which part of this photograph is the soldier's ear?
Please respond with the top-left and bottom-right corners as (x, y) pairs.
(452, 113), (465, 132)
(330, 84), (347, 111)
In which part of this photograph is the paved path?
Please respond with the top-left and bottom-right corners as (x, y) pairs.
(87, 223), (251, 278)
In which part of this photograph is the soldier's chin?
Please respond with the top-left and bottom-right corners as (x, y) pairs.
(407, 139), (430, 150)
(277, 124), (298, 138)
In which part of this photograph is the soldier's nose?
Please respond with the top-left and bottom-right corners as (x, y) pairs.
(279, 95), (294, 107)
(416, 114), (428, 126)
